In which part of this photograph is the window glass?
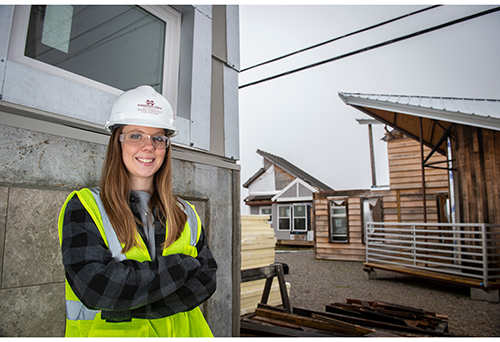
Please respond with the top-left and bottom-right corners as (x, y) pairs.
(294, 205), (305, 217)
(279, 218), (290, 230)
(293, 205), (307, 231)
(330, 200), (348, 242)
(278, 205), (291, 230)
(260, 207), (272, 223)
(293, 218), (306, 231)
(279, 206), (290, 218)
(332, 207), (345, 216)
(25, 5), (165, 92)
(261, 208), (272, 215)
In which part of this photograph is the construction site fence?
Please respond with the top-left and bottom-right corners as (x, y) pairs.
(365, 222), (500, 288)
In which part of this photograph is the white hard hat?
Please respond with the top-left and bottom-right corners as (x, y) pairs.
(105, 85), (178, 137)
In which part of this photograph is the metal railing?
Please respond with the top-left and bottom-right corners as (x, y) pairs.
(365, 222), (500, 288)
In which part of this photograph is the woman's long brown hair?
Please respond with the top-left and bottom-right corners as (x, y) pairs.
(99, 127), (187, 253)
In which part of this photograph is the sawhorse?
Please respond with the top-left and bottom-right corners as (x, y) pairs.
(241, 263), (291, 313)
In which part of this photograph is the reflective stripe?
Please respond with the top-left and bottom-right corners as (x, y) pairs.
(66, 300), (98, 321)
(89, 188), (126, 262)
(178, 198), (198, 246)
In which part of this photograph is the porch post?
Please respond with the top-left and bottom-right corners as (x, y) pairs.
(419, 117), (427, 222)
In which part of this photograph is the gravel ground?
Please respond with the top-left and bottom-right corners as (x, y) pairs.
(275, 250), (500, 337)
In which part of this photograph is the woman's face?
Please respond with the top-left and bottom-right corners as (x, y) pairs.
(121, 125), (166, 189)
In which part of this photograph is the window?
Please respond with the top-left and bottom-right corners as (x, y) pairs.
(278, 205), (291, 231)
(260, 207), (272, 224)
(293, 205), (307, 231)
(25, 5), (165, 92)
(278, 204), (310, 231)
(330, 199), (348, 242)
(9, 5), (181, 99)
(362, 197), (383, 244)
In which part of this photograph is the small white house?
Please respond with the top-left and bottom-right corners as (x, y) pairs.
(243, 150), (333, 246)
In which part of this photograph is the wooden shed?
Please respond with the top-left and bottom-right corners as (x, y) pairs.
(314, 132), (449, 261)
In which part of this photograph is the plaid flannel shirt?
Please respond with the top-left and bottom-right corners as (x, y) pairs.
(61, 192), (217, 321)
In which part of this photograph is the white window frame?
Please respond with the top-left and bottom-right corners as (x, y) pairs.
(329, 199), (348, 243)
(259, 206), (272, 224)
(278, 203), (310, 232)
(277, 205), (291, 231)
(292, 204), (307, 232)
(7, 5), (181, 110)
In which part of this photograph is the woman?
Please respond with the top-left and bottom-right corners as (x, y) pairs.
(58, 85), (217, 337)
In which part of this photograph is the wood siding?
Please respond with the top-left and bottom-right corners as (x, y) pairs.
(386, 136), (449, 223)
(453, 125), (500, 224)
(314, 190), (373, 261)
(314, 135), (449, 261)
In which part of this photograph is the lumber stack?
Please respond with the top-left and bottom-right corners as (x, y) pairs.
(241, 215), (289, 315)
(241, 300), (453, 337)
(241, 304), (384, 337)
(325, 299), (450, 336)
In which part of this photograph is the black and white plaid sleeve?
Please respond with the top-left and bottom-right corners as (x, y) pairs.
(101, 228), (218, 320)
(61, 193), (217, 318)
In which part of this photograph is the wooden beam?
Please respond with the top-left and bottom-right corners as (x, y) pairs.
(255, 307), (373, 336)
(240, 320), (334, 337)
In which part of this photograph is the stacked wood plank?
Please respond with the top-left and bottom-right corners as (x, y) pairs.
(241, 300), (453, 337)
(241, 215), (289, 315)
(325, 299), (450, 336)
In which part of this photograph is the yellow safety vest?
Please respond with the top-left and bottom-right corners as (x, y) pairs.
(57, 188), (213, 337)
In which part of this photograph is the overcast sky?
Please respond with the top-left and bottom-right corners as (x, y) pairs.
(238, 4), (500, 214)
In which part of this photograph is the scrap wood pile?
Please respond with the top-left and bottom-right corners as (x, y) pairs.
(241, 299), (453, 337)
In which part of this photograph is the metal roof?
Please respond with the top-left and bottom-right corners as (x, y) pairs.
(339, 92), (500, 156)
(243, 149), (334, 191)
(339, 93), (500, 132)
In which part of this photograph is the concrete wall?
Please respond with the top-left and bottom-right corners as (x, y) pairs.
(0, 4), (240, 337)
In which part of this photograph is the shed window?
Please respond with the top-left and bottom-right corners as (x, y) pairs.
(330, 199), (348, 242)
(24, 5), (166, 93)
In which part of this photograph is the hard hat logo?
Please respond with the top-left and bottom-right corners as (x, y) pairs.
(138, 99), (162, 116)
(105, 85), (179, 137)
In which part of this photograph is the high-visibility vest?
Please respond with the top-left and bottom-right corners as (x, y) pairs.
(57, 188), (213, 337)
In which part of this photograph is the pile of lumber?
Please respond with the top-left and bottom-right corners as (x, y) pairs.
(241, 215), (276, 269)
(325, 299), (450, 336)
(241, 300), (453, 337)
(241, 215), (289, 315)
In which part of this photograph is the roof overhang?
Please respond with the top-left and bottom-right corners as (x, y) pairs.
(339, 93), (500, 156)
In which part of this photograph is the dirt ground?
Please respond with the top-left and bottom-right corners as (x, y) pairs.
(275, 250), (500, 337)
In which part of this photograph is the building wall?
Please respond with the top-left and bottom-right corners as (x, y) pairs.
(273, 165), (295, 191)
(453, 125), (500, 225)
(385, 135), (449, 223)
(0, 5), (240, 337)
(314, 190), (374, 261)
(314, 135), (450, 261)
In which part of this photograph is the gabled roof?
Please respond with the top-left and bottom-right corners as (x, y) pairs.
(339, 92), (500, 155)
(242, 167), (265, 188)
(248, 149), (334, 191)
(272, 178), (319, 202)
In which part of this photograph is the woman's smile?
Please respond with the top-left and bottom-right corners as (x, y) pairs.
(121, 125), (166, 192)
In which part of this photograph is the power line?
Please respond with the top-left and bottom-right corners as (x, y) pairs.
(239, 6), (500, 90)
(241, 5), (441, 73)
